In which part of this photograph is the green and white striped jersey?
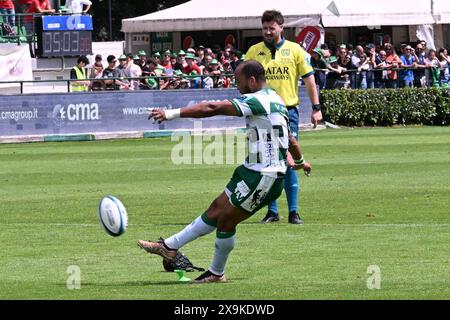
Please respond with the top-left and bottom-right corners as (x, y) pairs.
(230, 88), (290, 176)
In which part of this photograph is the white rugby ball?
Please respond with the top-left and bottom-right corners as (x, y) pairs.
(98, 196), (128, 237)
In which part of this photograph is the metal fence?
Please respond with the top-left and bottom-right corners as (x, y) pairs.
(1, 65), (449, 95)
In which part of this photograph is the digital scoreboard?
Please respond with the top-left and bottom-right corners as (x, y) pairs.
(36, 15), (93, 57)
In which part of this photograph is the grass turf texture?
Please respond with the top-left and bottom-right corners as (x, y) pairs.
(0, 126), (449, 299)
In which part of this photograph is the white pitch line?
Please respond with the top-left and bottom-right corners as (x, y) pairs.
(2, 223), (450, 228)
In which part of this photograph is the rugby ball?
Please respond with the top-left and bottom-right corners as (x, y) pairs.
(98, 196), (128, 237)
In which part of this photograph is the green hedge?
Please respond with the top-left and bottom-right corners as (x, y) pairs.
(320, 88), (450, 126)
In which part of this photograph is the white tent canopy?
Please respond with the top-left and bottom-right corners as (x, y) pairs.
(122, 0), (447, 33)
(433, 0), (450, 24)
(122, 0), (324, 33)
(321, 0), (435, 27)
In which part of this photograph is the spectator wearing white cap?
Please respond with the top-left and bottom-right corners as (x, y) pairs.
(399, 45), (417, 88)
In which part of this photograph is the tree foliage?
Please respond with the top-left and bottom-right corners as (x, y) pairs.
(91, 0), (189, 41)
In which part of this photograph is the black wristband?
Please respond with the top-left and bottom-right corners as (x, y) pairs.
(312, 104), (321, 111)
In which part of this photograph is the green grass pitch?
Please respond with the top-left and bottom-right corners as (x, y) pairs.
(0, 126), (449, 299)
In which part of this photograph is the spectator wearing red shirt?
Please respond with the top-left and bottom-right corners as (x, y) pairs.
(24, 0), (54, 35)
(0, 0), (16, 27)
(182, 53), (202, 75)
(384, 43), (402, 89)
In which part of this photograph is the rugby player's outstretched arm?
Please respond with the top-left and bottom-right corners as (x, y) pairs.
(149, 101), (238, 123)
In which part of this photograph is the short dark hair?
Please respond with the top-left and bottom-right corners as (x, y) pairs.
(77, 55), (89, 65)
(236, 60), (266, 83)
(146, 57), (158, 66)
(261, 10), (284, 25)
(107, 55), (116, 63)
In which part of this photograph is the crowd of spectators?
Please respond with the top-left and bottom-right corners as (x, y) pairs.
(83, 45), (243, 91)
(83, 40), (450, 92)
(307, 40), (450, 90)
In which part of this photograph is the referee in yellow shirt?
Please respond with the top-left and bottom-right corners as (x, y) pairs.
(245, 10), (322, 224)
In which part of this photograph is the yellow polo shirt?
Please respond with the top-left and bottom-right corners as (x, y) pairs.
(245, 39), (314, 107)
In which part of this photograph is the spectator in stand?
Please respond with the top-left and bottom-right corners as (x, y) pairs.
(209, 58), (221, 76)
(437, 48), (450, 87)
(320, 43), (331, 59)
(325, 56), (347, 89)
(420, 40), (428, 54)
(186, 47), (196, 56)
(310, 47), (327, 90)
(160, 69), (190, 90)
(209, 59), (225, 88)
(133, 54), (140, 66)
(102, 55), (128, 91)
(90, 54), (104, 91)
(116, 54), (131, 90)
(174, 50), (186, 71)
(125, 53), (142, 90)
(356, 53), (369, 89)
(24, 0), (55, 37)
(218, 51), (229, 68)
(0, 0), (16, 28)
(204, 54), (213, 68)
(347, 43), (354, 57)
(204, 47), (215, 60)
(424, 49), (440, 87)
(182, 53), (202, 75)
(351, 45), (365, 89)
(202, 67), (214, 89)
(384, 43), (402, 89)
(374, 50), (388, 88)
(140, 58), (161, 90)
(196, 45), (205, 58)
(400, 43), (407, 57)
(187, 70), (203, 89)
(222, 60), (233, 74)
(337, 45), (352, 87)
(399, 45), (416, 88)
(196, 46), (206, 69)
(365, 43), (377, 89)
(137, 50), (147, 70)
(140, 54), (160, 88)
(412, 43), (428, 87)
(161, 50), (174, 76)
(224, 45), (233, 60)
(64, 0), (91, 14)
(70, 55), (90, 92)
(229, 49), (241, 72)
(152, 52), (161, 65)
(169, 52), (177, 70)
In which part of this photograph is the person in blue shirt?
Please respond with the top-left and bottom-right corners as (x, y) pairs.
(400, 45), (417, 88)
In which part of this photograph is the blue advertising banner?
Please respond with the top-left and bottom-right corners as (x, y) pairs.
(0, 88), (312, 138)
(41, 15), (93, 31)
